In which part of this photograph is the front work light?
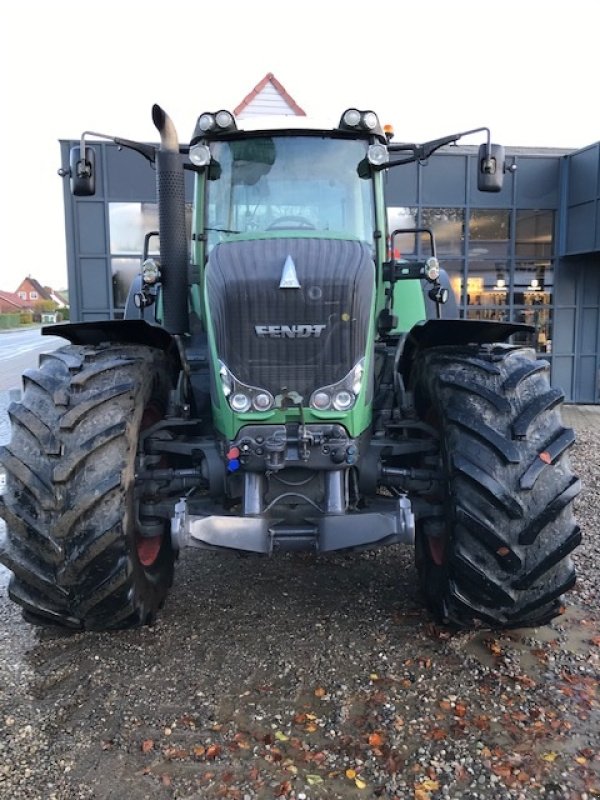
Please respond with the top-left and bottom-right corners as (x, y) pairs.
(367, 144), (389, 166)
(424, 257), (440, 282)
(142, 258), (161, 285)
(197, 113), (215, 133)
(215, 110), (235, 129)
(362, 111), (378, 130)
(189, 143), (211, 167)
(192, 110), (237, 143)
(339, 109), (382, 135)
(342, 108), (361, 128)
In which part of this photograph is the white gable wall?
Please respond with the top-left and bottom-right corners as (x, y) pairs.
(238, 83), (297, 118)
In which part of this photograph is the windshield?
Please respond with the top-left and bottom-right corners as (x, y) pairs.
(205, 136), (375, 250)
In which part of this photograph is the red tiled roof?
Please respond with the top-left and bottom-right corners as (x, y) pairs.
(234, 72), (306, 117)
(0, 291), (30, 311)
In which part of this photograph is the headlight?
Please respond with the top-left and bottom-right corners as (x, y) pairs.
(311, 391), (331, 410)
(219, 362), (274, 413)
(309, 358), (365, 413)
(230, 392), (251, 413)
(332, 390), (355, 411)
(253, 392), (272, 411)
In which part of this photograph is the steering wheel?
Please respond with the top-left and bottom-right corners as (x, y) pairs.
(266, 216), (316, 230)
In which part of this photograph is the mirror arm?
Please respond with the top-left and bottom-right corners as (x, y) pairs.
(379, 126), (493, 170)
(79, 131), (157, 164)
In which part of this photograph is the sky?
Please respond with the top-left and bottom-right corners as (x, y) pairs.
(1, 0), (598, 292)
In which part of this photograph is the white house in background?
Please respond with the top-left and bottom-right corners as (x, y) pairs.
(234, 72), (306, 118)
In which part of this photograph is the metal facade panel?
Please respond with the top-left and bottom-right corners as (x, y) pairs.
(82, 311), (112, 321)
(566, 202), (596, 253)
(106, 144), (158, 200)
(553, 307), (576, 354)
(421, 154), (467, 206)
(384, 162), (418, 205)
(515, 157), (560, 208)
(76, 202), (107, 255)
(80, 258), (110, 309)
(576, 356), (598, 402)
(552, 356), (574, 400)
(567, 145), (599, 205)
(582, 307), (599, 353)
(554, 258), (577, 304)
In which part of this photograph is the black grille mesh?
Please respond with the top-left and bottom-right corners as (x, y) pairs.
(206, 238), (374, 398)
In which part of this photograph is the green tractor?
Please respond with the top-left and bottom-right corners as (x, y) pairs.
(0, 105), (580, 630)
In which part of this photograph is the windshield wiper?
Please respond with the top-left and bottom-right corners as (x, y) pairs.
(205, 227), (242, 234)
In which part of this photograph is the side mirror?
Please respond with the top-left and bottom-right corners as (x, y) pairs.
(69, 146), (96, 196)
(477, 143), (505, 192)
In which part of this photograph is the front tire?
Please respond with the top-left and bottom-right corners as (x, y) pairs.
(411, 343), (581, 628)
(0, 344), (176, 630)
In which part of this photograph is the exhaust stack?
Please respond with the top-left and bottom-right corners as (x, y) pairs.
(152, 104), (189, 335)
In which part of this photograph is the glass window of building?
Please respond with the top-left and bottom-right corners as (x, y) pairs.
(468, 210), (510, 258)
(111, 258), (141, 310)
(465, 260), (510, 315)
(109, 202), (192, 309)
(513, 261), (553, 354)
(515, 210), (554, 258)
(441, 260), (466, 309)
(387, 207), (418, 258)
(421, 208), (465, 256)
(109, 203), (160, 254)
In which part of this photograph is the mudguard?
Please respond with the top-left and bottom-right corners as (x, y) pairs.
(398, 318), (535, 387)
(43, 319), (177, 352)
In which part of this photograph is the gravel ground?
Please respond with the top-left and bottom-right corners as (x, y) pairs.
(0, 402), (598, 800)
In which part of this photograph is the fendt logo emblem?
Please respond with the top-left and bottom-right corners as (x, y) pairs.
(255, 324), (326, 339)
(279, 255), (301, 289)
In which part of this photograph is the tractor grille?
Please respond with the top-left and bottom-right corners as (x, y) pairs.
(206, 238), (374, 399)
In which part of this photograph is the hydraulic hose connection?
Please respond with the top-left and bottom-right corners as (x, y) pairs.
(152, 104), (189, 335)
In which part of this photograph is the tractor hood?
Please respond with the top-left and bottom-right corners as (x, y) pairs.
(206, 238), (374, 403)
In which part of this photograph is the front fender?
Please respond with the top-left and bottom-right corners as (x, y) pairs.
(43, 319), (177, 353)
(398, 318), (534, 387)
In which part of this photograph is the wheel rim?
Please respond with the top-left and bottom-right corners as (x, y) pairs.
(135, 404), (165, 568)
(137, 535), (163, 567)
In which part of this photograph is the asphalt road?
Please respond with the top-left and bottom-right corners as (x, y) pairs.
(0, 326), (64, 391)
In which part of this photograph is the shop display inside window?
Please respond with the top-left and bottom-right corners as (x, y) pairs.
(513, 261), (553, 353)
(465, 260), (510, 318)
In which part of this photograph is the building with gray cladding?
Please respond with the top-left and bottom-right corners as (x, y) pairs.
(58, 137), (600, 404)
